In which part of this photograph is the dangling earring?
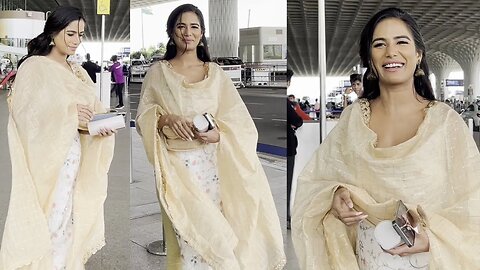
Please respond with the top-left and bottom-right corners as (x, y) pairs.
(366, 70), (377, 80)
(367, 63), (377, 80)
(49, 39), (55, 46)
(168, 39), (175, 46)
(198, 41), (204, 47)
(414, 63), (425, 77)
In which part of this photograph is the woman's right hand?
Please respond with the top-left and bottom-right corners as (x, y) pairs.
(331, 187), (368, 226)
(160, 114), (195, 141)
(77, 104), (93, 129)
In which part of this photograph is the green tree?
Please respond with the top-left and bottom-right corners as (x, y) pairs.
(131, 51), (145, 59)
(157, 42), (166, 56)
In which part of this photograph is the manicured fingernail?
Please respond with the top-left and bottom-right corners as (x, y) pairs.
(348, 202), (354, 208)
(361, 215), (368, 219)
(355, 212), (363, 216)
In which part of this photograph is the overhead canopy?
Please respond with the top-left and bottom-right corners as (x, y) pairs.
(8, 0), (130, 42)
(130, 0), (171, 9)
(287, 0), (480, 77)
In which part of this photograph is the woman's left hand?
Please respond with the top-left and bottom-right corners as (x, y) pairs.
(386, 227), (429, 256)
(195, 127), (220, 144)
(97, 128), (116, 137)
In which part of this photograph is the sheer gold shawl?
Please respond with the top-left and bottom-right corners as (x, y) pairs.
(136, 61), (286, 270)
(292, 99), (480, 270)
(0, 56), (115, 270)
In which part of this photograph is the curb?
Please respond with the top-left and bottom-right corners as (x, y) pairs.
(257, 143), (286, 157)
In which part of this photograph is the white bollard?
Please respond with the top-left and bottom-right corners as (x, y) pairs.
(468, 118), (474, 136)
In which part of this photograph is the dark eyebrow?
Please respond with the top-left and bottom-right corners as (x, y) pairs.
(176, 22), (200, 26)
(66, 29), (83, 33)
(372, 35), (412, 43)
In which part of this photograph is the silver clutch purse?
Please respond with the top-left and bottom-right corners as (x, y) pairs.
(193, 113), (217, 132)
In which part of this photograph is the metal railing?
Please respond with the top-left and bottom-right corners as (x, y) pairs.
(243, 62), (287, 87)
(0, 37), (29, 48)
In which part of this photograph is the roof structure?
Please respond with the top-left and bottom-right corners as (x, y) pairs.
(288, 0), (480, 77)
(4, 0), (130, 42)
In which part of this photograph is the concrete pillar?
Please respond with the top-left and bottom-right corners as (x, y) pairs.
(427, 51), (458, 100)
(433, 70), (446, 100)
(208, 0), (238, 57)
(431, 66), (455, 100)
(460, 62), (480, 103)
(443, 42), (480, 103)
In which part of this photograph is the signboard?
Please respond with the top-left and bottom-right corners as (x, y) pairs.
(97, 0), (110, 15)
(445, 79), (463, 87)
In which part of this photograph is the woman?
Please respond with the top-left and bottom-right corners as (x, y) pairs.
(0, 6), (115, 269)
(292, 7), (480, 270)
(136, 4), (285, 270)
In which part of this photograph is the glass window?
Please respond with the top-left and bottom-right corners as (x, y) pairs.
(263, 45), (282, 60)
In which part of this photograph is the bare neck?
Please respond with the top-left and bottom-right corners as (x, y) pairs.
(172, 50), (203, 67)
(374, 80), (427, 115)
(46, 47), (69, 66)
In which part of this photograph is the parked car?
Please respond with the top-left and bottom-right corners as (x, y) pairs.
(460, 103), (480, 131)
(130, 59), (150, 83)
(150, 54), (163, 63)
(213, 57), (244, 66)
(212, 57), (244, 88)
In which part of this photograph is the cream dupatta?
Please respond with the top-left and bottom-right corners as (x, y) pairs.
(0, 56), (115, 270)
(292, 100), (480, 270)
(136, 61), (286, 270)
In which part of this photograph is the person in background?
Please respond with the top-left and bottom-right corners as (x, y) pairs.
(350, 73), (364, 97)
(291, 95), (311, 120)
(109, 55), (125, 109)
(314, 98), (320, 119)
(82, 53), (101, 83)
(287, 69), (303, 230)
(343, 73), (364, 108)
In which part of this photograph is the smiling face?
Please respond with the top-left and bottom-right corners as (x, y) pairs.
(370, 18), (421, 87)
(172, 11), (203, 52)
(52, 19), (85, 56)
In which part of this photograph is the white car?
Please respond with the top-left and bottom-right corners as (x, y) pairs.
(130, 59), (150, 83)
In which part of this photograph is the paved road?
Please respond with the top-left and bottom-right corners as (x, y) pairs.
(127, 83), (286, 148)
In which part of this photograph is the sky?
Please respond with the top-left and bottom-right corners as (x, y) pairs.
(130, 0), (287, 51)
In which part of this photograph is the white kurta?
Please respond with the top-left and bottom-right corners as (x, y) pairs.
(136, 60), (286, 270)
(1, 56), (115, 270)
(292, 98), (480, 270)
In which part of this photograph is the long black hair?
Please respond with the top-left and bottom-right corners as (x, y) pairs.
(359, 7), (435, 101)
(18, 6), (85, 68)
(163, 4), (211, 62)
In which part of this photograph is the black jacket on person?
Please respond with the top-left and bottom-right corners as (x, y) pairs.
(287, 99), (303, 156)
(82, 61), (101, 83)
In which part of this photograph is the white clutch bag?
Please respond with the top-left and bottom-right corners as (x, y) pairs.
(374, 200), (417, 250)
(193, 113), (217, 132)
(88, 113), (126, 135)
(374, 220), (403, 250)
